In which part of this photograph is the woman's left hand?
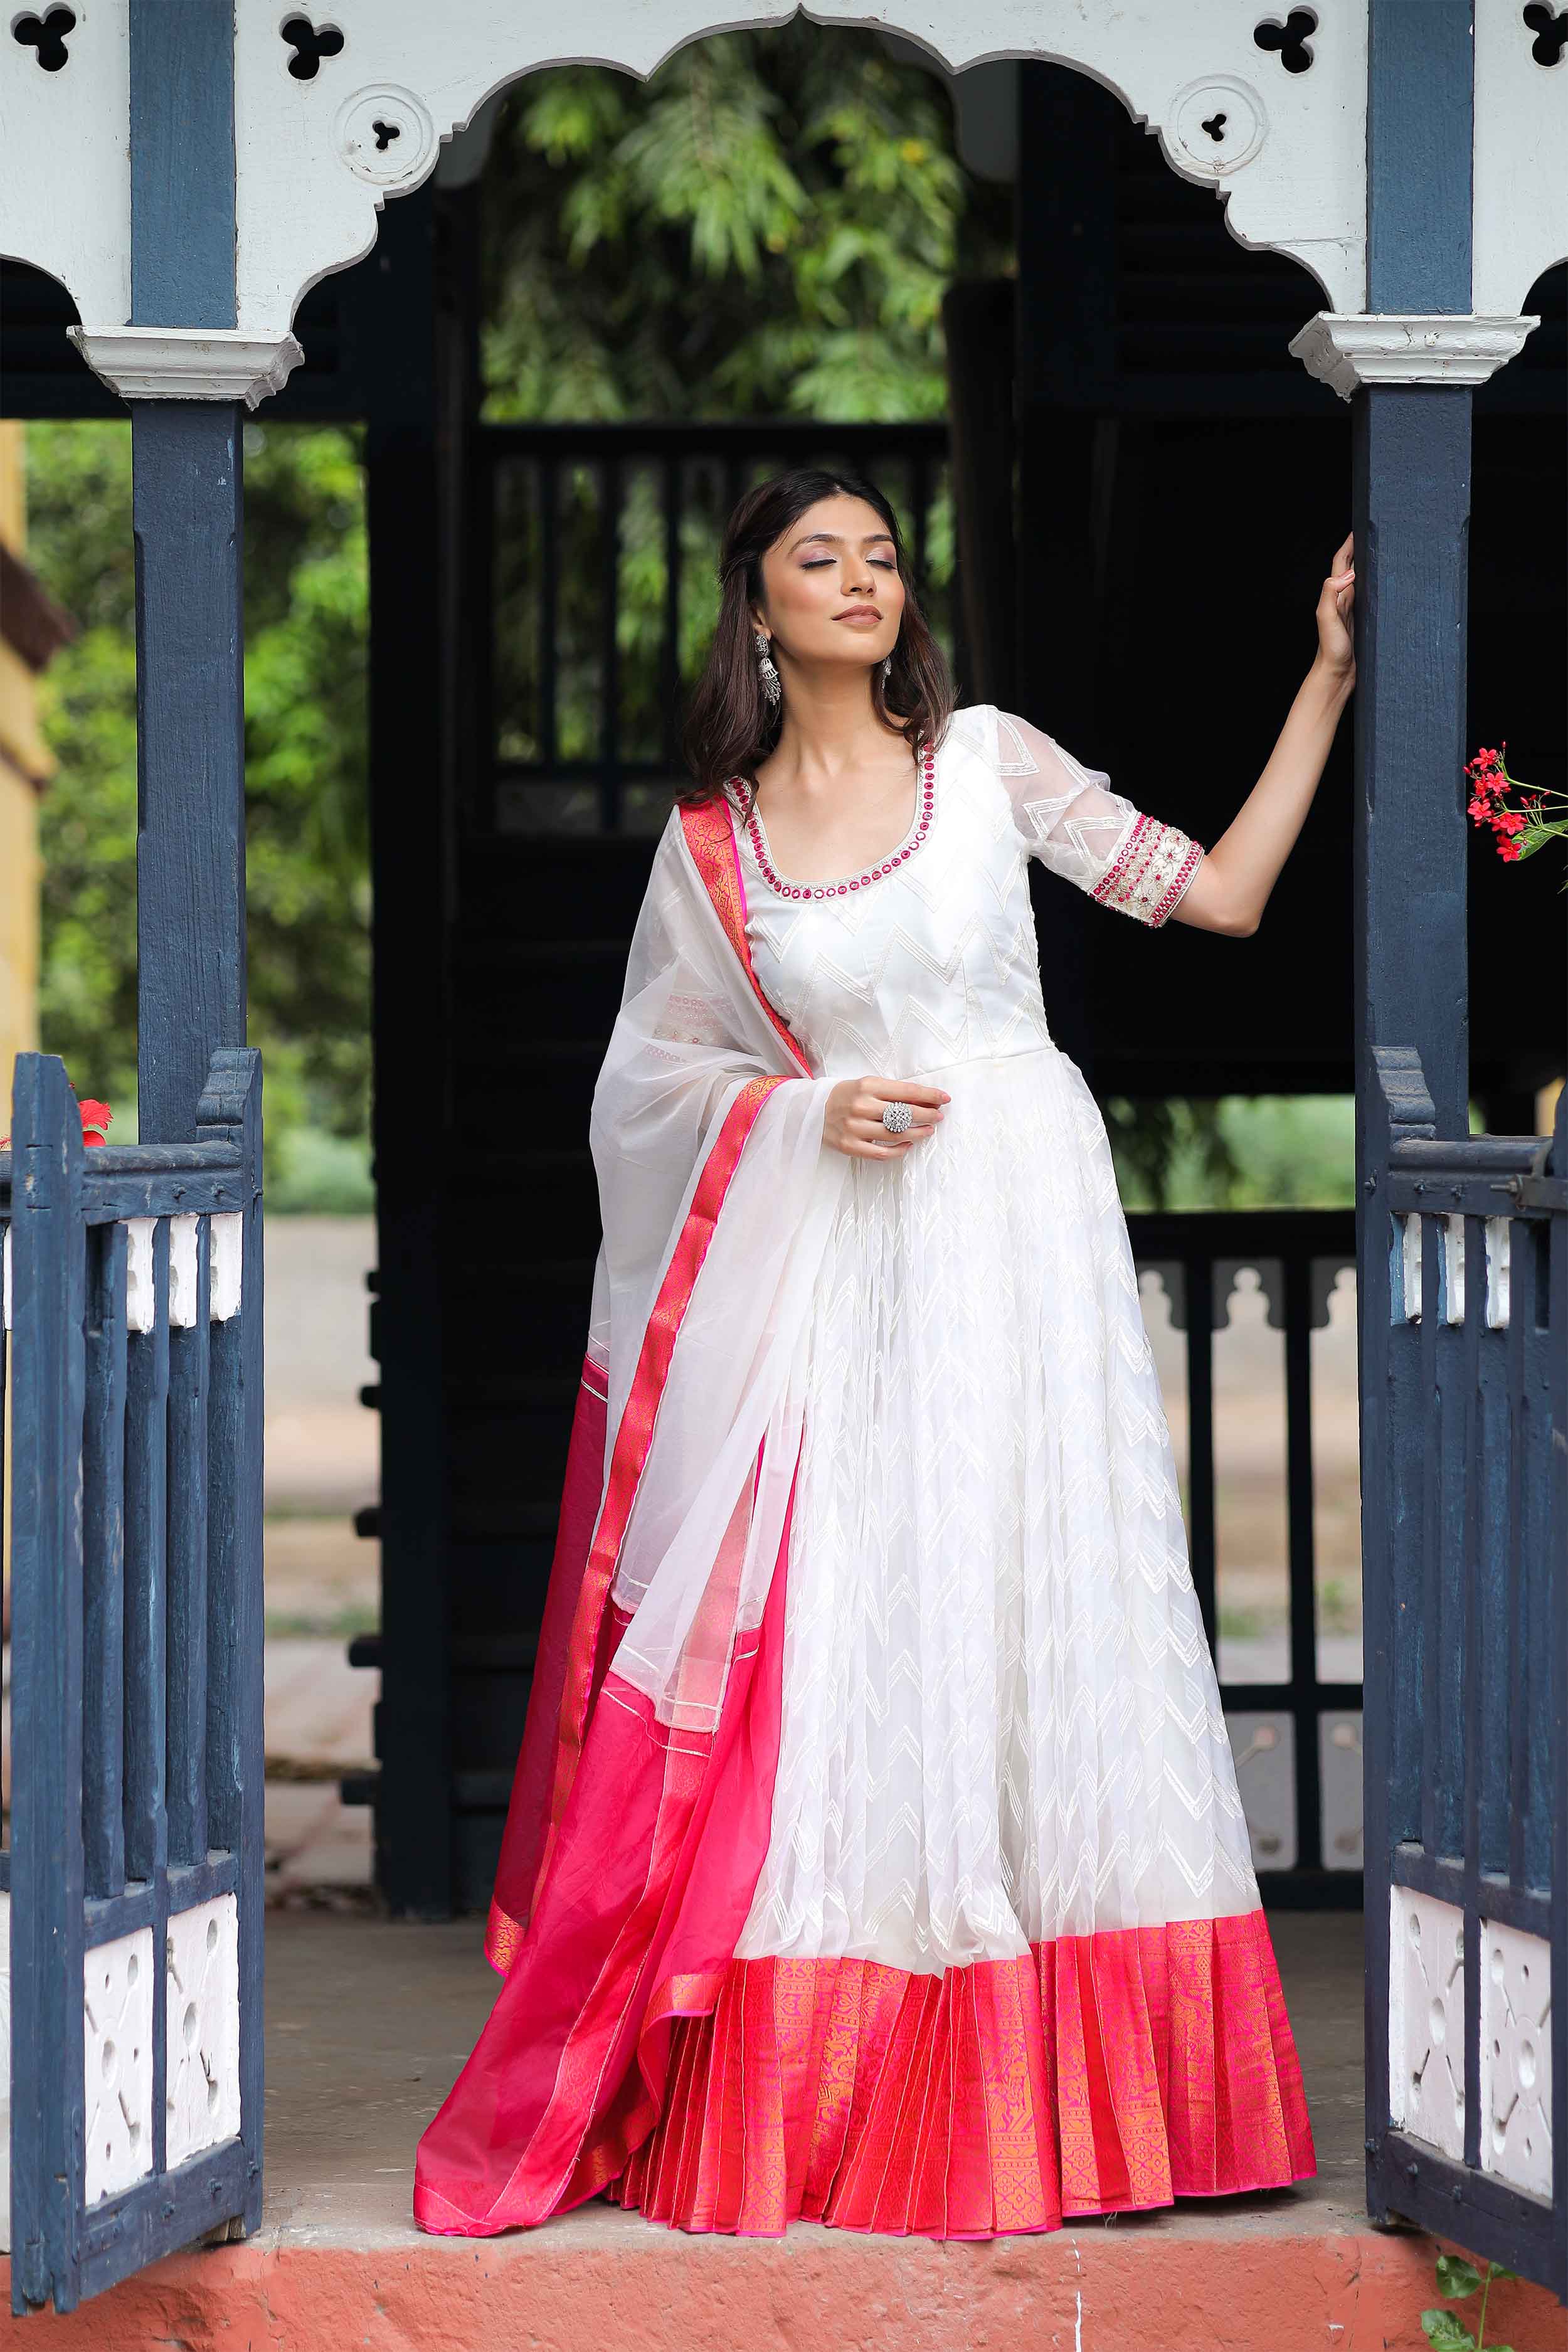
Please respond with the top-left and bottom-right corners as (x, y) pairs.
(1315, 532), (1356, 683)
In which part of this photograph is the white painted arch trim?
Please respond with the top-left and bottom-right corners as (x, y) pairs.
(0, 0), (1369, 364)
(1290, 313), (1542, 401)
(8, 2), (1556, 401)
(231, 0), (1368, 341)
(1474, 0), (1568, 319)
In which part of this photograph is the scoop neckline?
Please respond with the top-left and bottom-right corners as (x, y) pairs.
(729, 741), (937, 902)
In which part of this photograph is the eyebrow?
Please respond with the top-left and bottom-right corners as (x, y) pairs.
(787, 527), (896, 554)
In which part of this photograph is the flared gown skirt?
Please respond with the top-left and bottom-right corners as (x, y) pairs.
(608, 1043), (1315, 2235)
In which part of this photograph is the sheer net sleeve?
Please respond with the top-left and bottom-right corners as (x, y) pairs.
(987, 706), (1204, 928)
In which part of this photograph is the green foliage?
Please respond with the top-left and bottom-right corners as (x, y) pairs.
(1421, 2252), (1518, 2352)
(24, 418), (370, 1167)
(267, 1125), (376, 1216)
(23, 423), (139, 1118)
(1106, 1094), (1356, 1214)
(480, 28), (1009, 423)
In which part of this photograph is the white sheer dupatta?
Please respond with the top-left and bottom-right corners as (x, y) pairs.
(585, 803), (847, 1735)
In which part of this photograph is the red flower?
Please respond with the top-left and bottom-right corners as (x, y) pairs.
(0, 1095), (112, 1152)
(1466, 741), (1564, 887)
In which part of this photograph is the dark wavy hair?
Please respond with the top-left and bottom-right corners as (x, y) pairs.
(679, 466), (956, 807)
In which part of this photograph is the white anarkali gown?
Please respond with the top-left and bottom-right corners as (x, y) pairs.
(415, 703), (1315, 2243)
(731, 703), (1259, 1975)
(607, 706), (1313, 2233)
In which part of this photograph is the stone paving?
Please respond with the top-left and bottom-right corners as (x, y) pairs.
(15, 1906), (1567, 2352)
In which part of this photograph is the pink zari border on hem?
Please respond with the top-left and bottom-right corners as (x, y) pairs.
(607, 1912), (1316, 2241)
(1092, 811), (1204, 928)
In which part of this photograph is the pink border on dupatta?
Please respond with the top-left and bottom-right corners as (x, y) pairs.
(487, 797), (812, 1951)
(412, 1444), (796, 2238)
(416, 798), (815, 2232)
(679, 798), (812, 1074)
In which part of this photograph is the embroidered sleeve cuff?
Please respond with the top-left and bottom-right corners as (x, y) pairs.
(1090, 813), (1204, 928)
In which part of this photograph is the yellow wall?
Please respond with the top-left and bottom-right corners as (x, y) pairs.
(0, 421), (50, 1124)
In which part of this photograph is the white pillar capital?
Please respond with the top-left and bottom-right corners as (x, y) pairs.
(65, 326), (305, 408)
(1289, 312), (1540, 400)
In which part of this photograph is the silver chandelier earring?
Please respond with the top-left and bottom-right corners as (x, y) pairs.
(755, 630), (781, 708)
(879, 655), (893, 682)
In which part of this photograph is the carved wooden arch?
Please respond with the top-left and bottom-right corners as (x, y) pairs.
(0, 0), (1370, 358)
(6, 1), (1562, 384)
(230, 0), (1369, 341)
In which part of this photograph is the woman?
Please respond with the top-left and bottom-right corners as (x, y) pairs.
(415, 467), (1355, 2241)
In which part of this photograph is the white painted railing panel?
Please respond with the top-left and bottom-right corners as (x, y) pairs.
(84, 1929), (155, 2207)
(1484, 1216), (1512, 1329)
(167, 1215), (201, 1329)
(1440, 1213), (1466, 1326)
(164, 1897), (241, 2168)
(1480, 1919), (1553, 2198)
(1398, 1212), (1422, 1321)
(124, 1218), (157, 1335)
(208, 1212), (244, 1321)
(1389, 1885), (1467, 2161)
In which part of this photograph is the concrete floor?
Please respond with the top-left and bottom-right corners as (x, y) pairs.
(261, 1905), (1366, 2249)
(13, 1907), (1568, 2352)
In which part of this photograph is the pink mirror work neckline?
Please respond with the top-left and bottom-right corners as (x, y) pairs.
(728, 739), (938, 901)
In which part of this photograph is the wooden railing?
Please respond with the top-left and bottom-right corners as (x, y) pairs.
(1362, 1050), (1565, 2293)
(1126, 1207), (1359, 1894)
(0, 1051), (265, 2314)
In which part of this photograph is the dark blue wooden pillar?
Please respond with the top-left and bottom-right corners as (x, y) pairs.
(132, 408), (245, 1141)
(1353, 0), (1475, 1148)
(123, 0), (265, 2243)
(1354, 0), (1475, 2234)
(128, 0), (245, 1143)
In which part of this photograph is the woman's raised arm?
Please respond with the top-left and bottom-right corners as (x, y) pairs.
(1172, 534), (1356, 938)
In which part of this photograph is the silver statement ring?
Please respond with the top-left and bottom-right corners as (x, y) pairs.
(882, 1101), (914, 1135)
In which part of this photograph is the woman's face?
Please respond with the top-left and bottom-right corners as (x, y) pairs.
(753, 493), (906, 674)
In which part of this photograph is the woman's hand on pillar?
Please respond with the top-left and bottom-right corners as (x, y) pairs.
(1314, 532), (1356, 686)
